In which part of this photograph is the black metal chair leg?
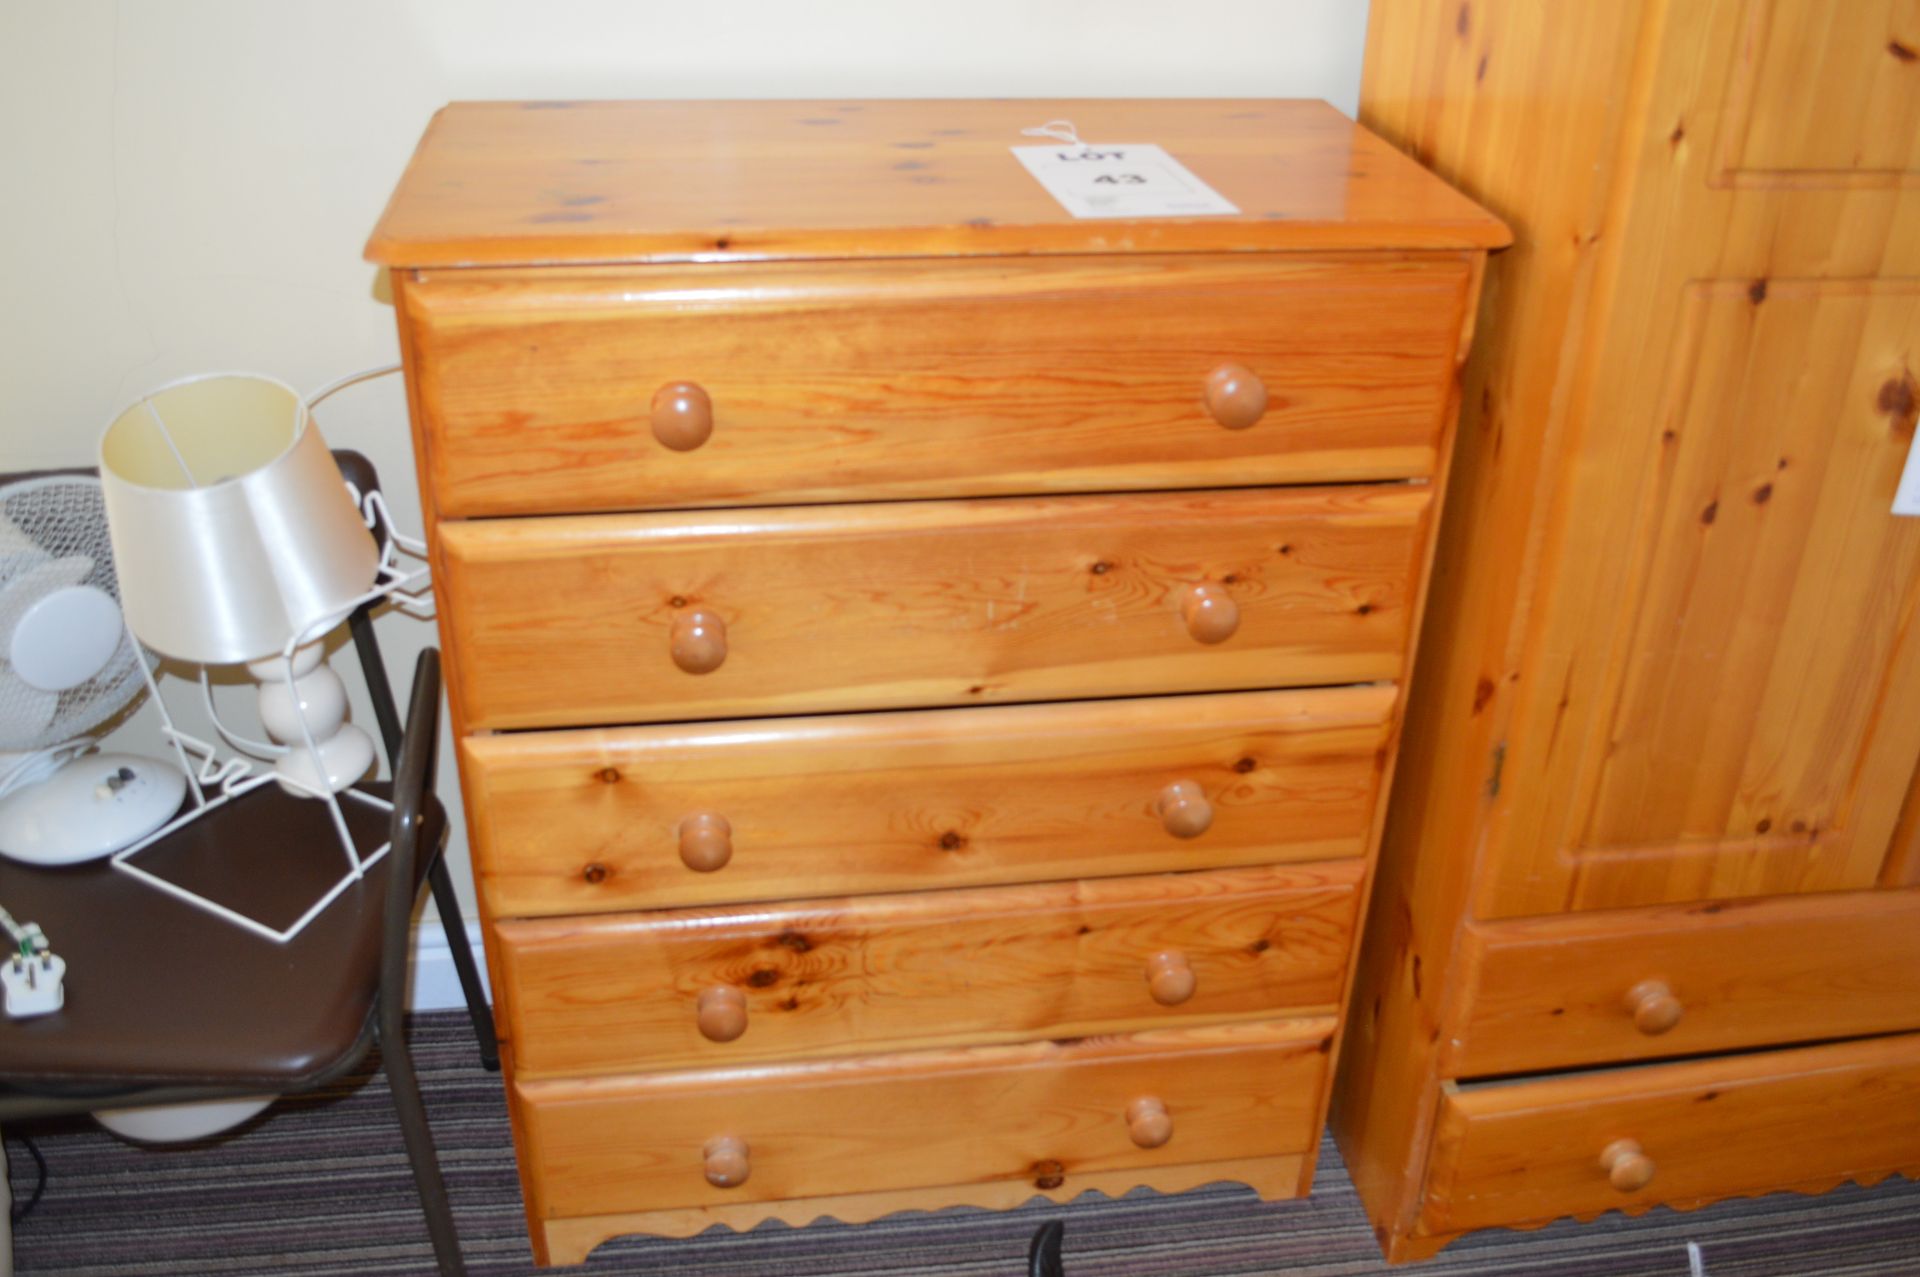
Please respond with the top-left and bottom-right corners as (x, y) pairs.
(380, 1000), (467, 1277)
(1028, 1220), (1066, 1277)
(427, 859), (500, 1072)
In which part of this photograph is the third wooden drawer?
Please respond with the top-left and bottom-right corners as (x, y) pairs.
(438, 485), (1429, 730)
(461, 685), (1394, 918)
(1446, 887), (1920, 1077)
(496, 860), (1363, 1079)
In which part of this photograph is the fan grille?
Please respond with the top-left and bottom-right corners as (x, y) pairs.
(0, 475), (153, 751)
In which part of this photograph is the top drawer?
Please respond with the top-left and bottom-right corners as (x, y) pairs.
(399, 254), (1471, 517)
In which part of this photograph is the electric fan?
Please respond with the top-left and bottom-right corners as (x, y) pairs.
(0, 475), (185, 865)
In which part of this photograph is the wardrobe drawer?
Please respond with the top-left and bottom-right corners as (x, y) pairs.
(463, 685), (1393, 918)
(1420, 1034), (1920, 1238)
(1449, 888), (1920, 1077)
(439, 486), (1428, 730)
(517, 1019), (1332, 1219)
(403, 255), (1470, 518)
(498, 861), (1362, 1079)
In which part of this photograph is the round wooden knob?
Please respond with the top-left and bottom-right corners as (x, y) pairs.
(678, 812), (733, 873)
(696, 986), (748, 1043)
(704, 1135), (750, 1188)
(1204, 363), (1268, 430)
(650, 381), (714, 451)
(1624, 979), (1683, 1035)
(1126, 1097), (1173, 1149)
(670, 610), (728, 674)
(1181, 585), (1240, 645)
(1145, 952), (1197, 1006)
(1599, 1138), (1655, 1193)
(1156, 780), (1214, 839)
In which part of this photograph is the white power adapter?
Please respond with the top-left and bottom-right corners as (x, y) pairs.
(2, 951), (64, 1018)
(0, 908), (64, 1018)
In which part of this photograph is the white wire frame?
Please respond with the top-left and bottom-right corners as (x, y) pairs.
(108, 486), (434, 945)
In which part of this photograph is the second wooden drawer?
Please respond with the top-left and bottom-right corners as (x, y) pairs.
(438, 485), (1428, 729)
(498, 861), (1362, 1078)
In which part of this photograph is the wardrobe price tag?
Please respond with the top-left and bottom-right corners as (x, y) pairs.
(1011, 144), (1239, 220)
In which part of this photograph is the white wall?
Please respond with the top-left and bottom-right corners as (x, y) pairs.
(0, 0), (1370, 919)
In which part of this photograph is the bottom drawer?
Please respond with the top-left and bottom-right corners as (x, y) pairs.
(1421, 1033), (1920, 1238)
(517, 1018), (1333, 1221)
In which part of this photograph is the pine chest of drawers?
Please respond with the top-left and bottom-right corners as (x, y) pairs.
(369, 99), (1505, 1266)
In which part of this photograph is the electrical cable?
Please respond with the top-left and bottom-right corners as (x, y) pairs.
(306, 363), (401, 410)
(0, 743), (87, 801)
(7, 1131), (45, 1224)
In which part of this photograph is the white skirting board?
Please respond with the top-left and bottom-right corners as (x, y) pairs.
(408, 918), (492, 1013)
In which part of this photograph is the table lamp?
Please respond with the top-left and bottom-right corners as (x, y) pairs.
(98, 372), (380, 794)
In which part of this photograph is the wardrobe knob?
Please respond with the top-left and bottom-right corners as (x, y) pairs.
(696, 986), (748, 1043)
(704, 1135), (750, 1187)
(1624, 979), (1683, 1035)
(1204, 363), (1268, 430)
(1145, 952), (1197, 1006)
(670, 610), (728, 674)
(1156, 780), (1214, 839)
(1600, 1138), (1655, 1192)
(678, 813), (733, 873)
(1126, 1097), (1173, 1149)
(650, 381), (714, 451)
(1181, 585), (1239, 644)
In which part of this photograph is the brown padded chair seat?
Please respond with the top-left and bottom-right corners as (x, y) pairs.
(0, 780), (444, 1090)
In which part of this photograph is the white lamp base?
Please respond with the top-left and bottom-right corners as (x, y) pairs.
(247, 643), (375, 795)
(273, 722), (375, 795)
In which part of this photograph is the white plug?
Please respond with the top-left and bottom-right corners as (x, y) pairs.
(2, 951), (65, 1018)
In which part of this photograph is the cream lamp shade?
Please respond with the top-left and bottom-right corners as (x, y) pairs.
(99, 373), (378, 664)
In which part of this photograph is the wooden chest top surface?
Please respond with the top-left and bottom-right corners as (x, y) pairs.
(365, 98), (1509, 267)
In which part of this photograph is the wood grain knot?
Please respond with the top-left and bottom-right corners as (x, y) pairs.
(595, 767), (621, 784)
(1880, 375), (1917, 426)
(581, 862), (609, 885)
(774, 930), (813, 953)
(938, 830), (968, 851)
(1031, 1160), (1066, 1190)
(1233, 757), (1258, 774)
(746, 967), (780, 988)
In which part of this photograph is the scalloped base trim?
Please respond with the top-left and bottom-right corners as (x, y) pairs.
(540, 1153), (1308, 1267)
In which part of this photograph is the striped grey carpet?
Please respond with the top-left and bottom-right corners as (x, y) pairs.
(9, 1013), (1919, 1276)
